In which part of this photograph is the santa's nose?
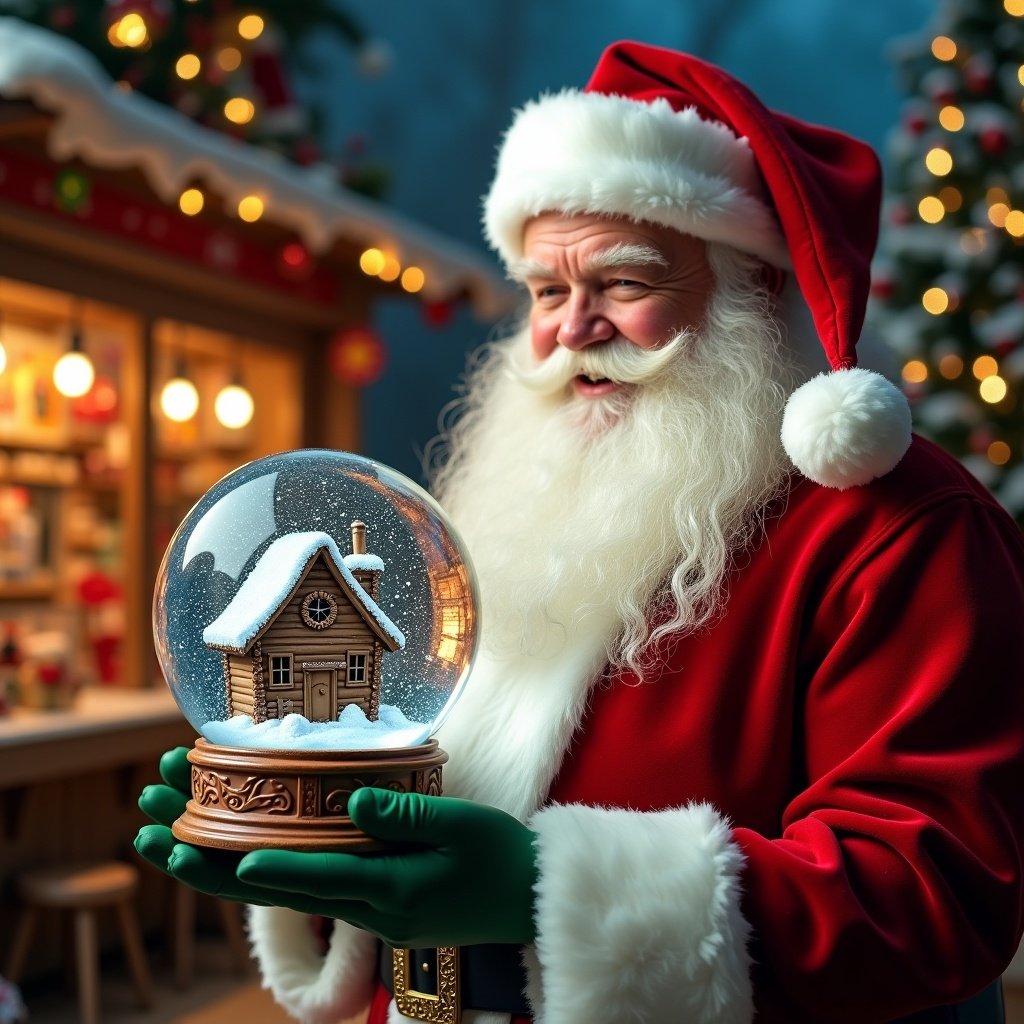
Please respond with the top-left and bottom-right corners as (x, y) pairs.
(555, 295), (615, 350)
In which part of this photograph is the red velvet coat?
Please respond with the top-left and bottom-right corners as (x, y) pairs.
(545, 436), (1024, 1021)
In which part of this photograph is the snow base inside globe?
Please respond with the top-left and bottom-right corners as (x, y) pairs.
(172, 736), (448, 852)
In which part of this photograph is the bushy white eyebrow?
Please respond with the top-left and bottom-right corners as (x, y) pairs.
(507, 243), (669, 283)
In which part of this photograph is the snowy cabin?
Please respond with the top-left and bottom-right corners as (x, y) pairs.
(202, 524), (405, 724)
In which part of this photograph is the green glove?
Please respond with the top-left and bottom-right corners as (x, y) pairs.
(135, 747), (275, 907)
(237, 788), (539, 948)
(137, 750), (539, 947)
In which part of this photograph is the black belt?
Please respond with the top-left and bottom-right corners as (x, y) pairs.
(379, 942), (530, 1018)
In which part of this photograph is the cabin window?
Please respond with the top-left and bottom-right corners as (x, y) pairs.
(269, 654), (292, 687)
(301, 590), (338, 629)
(348, 652), (367, 683)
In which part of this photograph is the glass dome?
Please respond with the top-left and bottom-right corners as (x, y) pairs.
(153, 449), (478, 751)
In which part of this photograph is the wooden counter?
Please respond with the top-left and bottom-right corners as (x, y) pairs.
(0, 686), (196, 789)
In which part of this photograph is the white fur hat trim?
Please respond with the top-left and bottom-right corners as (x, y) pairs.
(483, 89), (791, 270)
(781, 367), (913, 490)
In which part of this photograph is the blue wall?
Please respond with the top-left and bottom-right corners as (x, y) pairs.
(306, 2), (933, 483)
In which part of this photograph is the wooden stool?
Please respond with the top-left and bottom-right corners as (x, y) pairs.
(5, 861), (154, 1024)
(169, 883), (251, 988)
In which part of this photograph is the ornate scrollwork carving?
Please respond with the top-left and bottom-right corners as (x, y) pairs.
(419, 767), (443, 797)
(323, 777), (407, 815)
(194, 770), (294, 814)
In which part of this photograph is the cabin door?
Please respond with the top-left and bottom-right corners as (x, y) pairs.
(306, 669), (336, 722)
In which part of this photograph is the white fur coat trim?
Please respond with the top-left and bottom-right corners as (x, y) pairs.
(526, 801), (753, 1024)
(482, 88), (790, 271)
(247, 906), (377, 1024)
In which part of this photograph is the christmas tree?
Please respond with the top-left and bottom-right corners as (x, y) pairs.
(1, 0), (391, 197)
(871, 0), (1024, 523)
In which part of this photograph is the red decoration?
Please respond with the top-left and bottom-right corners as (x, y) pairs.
(0, 146), (340, 306)
(278, 241), (315, 281)
(70, 375), (119, 424)
(870, 275), (895, 301)
(963, 58), (993, 95)
(422, 300), (455, 327)
(328, 326), (387, 387)
(978, 127), (1009, 157)
(969, 427), (995, 454)
(49, 5), (78, 31)
(293, 139), (320, 166)
(904, 112), (928, 135)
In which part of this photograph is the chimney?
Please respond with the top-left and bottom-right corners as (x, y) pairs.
(351, 520), (367, 556)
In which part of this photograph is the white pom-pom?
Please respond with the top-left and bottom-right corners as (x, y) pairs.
(781, 367), (912, 490)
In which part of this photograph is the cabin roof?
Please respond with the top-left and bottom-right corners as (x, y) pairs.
(203, 530), (405, 654)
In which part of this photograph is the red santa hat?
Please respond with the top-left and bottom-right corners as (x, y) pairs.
(483, 41), (912, 490)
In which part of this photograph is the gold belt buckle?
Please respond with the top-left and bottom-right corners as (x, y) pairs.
(392, 946), (461, 1024)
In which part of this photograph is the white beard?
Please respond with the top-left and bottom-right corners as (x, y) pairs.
(430, 245), (799, 677)
(427, 245), (801, 816)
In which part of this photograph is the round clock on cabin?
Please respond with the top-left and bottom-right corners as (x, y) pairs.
(153, 449), (479, 851)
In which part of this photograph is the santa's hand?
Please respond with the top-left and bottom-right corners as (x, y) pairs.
(134, 746), (274, 907)
(236, 788), (539, 948)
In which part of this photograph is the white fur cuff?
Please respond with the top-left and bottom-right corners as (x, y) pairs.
(526, 802), (753, 1024)
(248, 906), (378, 1024)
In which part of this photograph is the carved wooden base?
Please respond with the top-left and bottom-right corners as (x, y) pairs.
(172, 738), (447, 852)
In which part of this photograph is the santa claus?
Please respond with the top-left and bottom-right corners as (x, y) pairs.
(138, 42), (1024, 1024)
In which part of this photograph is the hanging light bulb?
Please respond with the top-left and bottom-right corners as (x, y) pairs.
(53, 309), (95, 398)
(161, 355), (199, 422)
(214, 367), (254, 430)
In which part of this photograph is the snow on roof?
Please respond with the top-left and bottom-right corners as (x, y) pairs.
(344, 553), (385, 572)
(203, 530), (405, 653)
(0, 17), (513, 320)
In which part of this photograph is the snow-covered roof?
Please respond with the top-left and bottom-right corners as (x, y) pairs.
(345, 553), (385, 572)
(0, 17), (512, 320)
(203, 530), (405, 653)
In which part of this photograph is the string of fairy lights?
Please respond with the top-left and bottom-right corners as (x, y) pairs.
(105, 2), (431, 300)
(886, 0), (1024, 475)
(0, 4), (438, 428)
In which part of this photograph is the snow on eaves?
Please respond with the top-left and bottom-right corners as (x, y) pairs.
(203, 530), (405, 653)
(0, 17), (513, 319)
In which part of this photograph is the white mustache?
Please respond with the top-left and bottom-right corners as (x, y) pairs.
(507, 332), (692, 395)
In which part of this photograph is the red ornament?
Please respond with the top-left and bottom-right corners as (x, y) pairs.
(904, 112), (928, 135)
(49, 5), (78, 31)
(422, 301), (455, 327)
(969, 427), (995, 454)
(278, 241), (315, 281)
(70, 375), (119, 424)
(292, 139), (320, 167)
(328, 326), (387, 387)
(963, 59), (993, 95)
(870, 275), (895, 301)
(978, 127), (1009, 157)
(994, 340), (1019, 358)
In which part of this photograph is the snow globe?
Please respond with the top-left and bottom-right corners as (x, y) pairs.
(153, 449), (478, 851)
